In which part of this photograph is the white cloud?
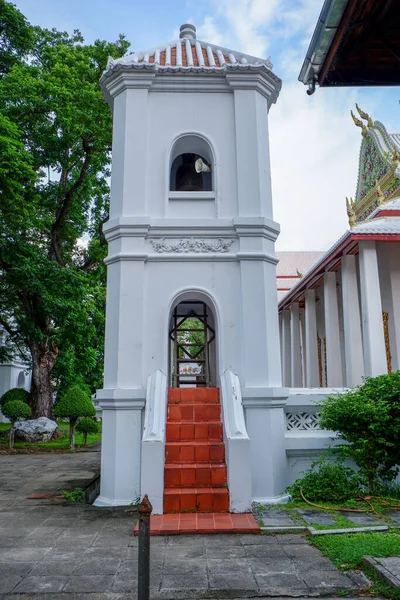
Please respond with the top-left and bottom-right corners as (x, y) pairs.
(195, 0), (367, 252)
(270, 83), (361, 251)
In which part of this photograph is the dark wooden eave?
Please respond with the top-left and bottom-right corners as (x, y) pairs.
(299, 0), (400, 89)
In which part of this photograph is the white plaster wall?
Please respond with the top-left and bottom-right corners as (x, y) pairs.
(146, 92), (238, 219)
(377, 242), (400, 371)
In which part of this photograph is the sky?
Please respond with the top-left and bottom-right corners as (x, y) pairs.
(15, 0), (400, 251)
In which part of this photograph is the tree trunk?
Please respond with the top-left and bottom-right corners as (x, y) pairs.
(70, 418), (77, 450)
(30, 340), (58, 419)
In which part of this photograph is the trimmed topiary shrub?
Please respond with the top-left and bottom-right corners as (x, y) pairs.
(76, 417), (99, 445)
(54, 385), (95, 450)
(1, 387), (29, 409)
(2, 400), (31, 448)
(286, 457), (362, 503)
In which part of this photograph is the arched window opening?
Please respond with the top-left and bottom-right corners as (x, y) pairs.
(169, 134), (214, 193)
(170, 153), (212, 192)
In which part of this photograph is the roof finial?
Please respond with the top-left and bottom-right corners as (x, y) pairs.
(346, 197), (356, 227)
(356, 103), (374, 128)
(179, 24), (196, 40)
(351, 110), (368, 138)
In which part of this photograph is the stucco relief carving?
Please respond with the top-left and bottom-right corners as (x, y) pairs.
(150, 238), (234, 253)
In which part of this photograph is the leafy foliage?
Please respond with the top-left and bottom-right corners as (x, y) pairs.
(319, 372), (400, 491)
(0, 3), (130, 417)
(0, 0), (33, 77)
(76, 417), (98, 445)
(63, 487), (84, 502)
(286, 457), (361, 503)
(54, 386), (95, 420)
(54, 385), (95, 449)
(1, 387), (29, 409)
(2, 399), (31, 422)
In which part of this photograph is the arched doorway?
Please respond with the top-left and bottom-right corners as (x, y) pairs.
(169, 300), (217, 387)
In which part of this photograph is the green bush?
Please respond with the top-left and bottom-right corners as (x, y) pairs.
(2, 400), (31, 449)
(286, 457), (361, 503)
(1, 387), (29, 409)
(76, 417), (98, 445)
(54, 385), (95, 450)
(2, 400), (31, 423)
(319, 371), (400, 491)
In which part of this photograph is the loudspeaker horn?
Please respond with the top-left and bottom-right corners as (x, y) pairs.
(195, 158), (211, 173)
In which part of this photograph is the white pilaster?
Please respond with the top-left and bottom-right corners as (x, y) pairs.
(290, 304), (302, 387)
(232, 90), (273, 217)
(299, 308), (307, 386)
(359, 241), (387, 377)
(282, 309), (291, 387)
(341, 254), (364, 385)
(324, 272), (344, 387)
(110, 86), (151, 219)
(304, 289), (319, 387)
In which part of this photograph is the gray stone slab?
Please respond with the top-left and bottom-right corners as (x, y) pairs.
(244, 543), (288, 558)
(341, 511), (382, 525)
(205, 544), (246, 558)
(0, 547), (51, 562)
(63, 575), (115, 593)
(282, 543), (322, 558)
(254, 572), (307, 588)
(73, 558), (122, 575)
(364, 555), (400, 588)
(0, 562), (34, 576)
(207, 558), (253, 575)
(13, 575), (68, 593)
(208, 572), (258, 590)
(29, 560), (81, 576)
(386, 510), (400, 524)
(291, 555), (338, 571)
(161, 572), (209, 589)
(303, 570), (357, 589)
(246, 557), (295, 575)
(296, 509), (336, 525)
(275, 533), (307, 544)
(0, 575), (22, 593)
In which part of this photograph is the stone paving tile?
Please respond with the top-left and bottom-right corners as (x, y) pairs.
(63, 575), (116, 593)
(74, 558), (122, 575)
(254, 572), (307, 588)
(255, 508), (296, 527)
(302, 570), (356, 589)
(13, 575), (68, 593)
(246, 556), (296, 575)
(28, 559), (81, 576)
(243, 543), (288, 558)
(282, 543), (322, 558)
(386, 510), (400, 524)
(0, 547), (51, 562)
(208, 571), (258, 590)
(296, 509), (336, 525)
(274, 533), (307, 544)
(341, 511), (383, 525)
(0, 575), (22, 593)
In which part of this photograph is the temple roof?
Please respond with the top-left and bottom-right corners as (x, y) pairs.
(104, 24), (273, 74)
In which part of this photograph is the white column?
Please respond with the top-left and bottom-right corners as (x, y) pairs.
(282, 309), (291, 387)
(388, 245), (400, 371)
(300, 308), (307, 386)
(359, 241), (387, 377)
(290, 304), (302, 387)
(324, 272), (344, 386)
(305, 289), (319, 387)
(341, 255), (364, 385)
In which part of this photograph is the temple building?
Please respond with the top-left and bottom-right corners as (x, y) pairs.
(279, 108), (400, 389)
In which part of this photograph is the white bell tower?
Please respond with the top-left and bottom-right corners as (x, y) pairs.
(95, 24), (289, 510)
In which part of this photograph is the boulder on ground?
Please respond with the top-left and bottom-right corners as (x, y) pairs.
(14, 417), (58, 442)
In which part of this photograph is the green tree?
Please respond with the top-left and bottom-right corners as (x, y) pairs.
(0, 0), (33, 77)
(2, 399), (31, 448)
(76, 417), (99, 445)
(0, 8), (129, 417)
(54, 385), (96, 449)
(319, 372), (400, 491)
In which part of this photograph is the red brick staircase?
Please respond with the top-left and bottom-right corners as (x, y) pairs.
(145, 387), (258, 535)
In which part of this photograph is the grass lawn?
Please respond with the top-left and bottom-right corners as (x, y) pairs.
(0, 420), (101, 450)
(311, 531), (400, 599)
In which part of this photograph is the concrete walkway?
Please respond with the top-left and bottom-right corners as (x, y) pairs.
(0, 452), (371, 598)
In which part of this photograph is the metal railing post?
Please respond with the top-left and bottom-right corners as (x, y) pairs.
(138, 494), (152, 600)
